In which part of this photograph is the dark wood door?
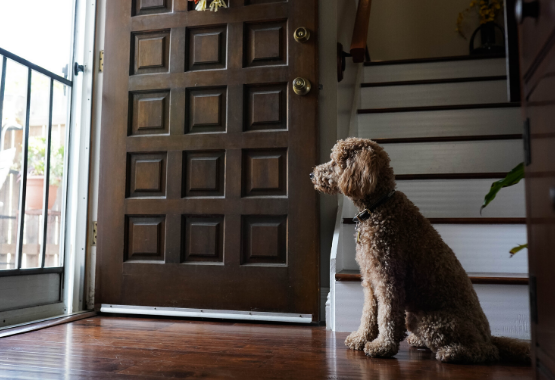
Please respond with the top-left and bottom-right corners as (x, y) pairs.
(517, 0), (555, 377)
(97, 0), (319, 319)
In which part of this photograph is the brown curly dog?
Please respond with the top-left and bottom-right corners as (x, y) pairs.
(311, 137), (530, 364)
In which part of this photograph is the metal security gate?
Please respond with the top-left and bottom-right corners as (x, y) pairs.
(0, 47), (72, 323)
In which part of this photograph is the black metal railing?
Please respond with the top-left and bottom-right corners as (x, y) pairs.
(0, 47), (72, 275)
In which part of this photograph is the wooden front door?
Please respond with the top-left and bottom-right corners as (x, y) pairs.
(517, 0), (555, 377)
(97, 0), (319, 319)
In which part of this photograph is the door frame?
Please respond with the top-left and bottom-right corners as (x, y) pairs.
(0, 0), (97, 329)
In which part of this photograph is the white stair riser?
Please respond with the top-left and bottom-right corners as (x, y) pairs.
(364, 59), (507, 83)
(385, 140), (523, 175)
(334, 281), (530, 340)
(361, 81), (508, 109)
(342, 180), (525, 219)
(435, 225), (528, 274)
(398, 180), (525, 218)
(339, 224), (528, 275)
(358, 108), (522, 140)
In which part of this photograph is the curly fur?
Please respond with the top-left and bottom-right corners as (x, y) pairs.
(312, 138), (530, 364)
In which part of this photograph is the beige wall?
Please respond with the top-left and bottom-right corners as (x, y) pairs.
(368, 0), (504, 61)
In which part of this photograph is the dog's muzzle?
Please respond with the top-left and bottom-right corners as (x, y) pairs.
(309, 173), (315, 180)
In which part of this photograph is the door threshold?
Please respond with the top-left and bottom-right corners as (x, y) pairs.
(100, 304), (312, 324)
(0, 311), (96, 338)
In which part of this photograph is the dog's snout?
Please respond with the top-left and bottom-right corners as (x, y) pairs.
(309, 172), (314, 180)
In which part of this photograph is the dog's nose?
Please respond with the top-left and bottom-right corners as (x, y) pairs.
(309, 173), (314, 180)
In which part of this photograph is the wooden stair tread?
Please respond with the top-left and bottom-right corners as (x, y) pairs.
(361, 76), (507, 87)
(364, 53), (506, 66)
(342, 218), (526, 225)
(371, 134), (522, 144)
(335, 270), (528, 285)
(358, 102), (521, 114)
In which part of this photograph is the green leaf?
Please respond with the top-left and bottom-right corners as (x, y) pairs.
(480, 162), (525, 214)
(510, 243), (528, 256)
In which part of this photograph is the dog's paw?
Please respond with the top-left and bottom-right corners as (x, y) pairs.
(345, 331), (368, 351)
(406, 334), (426, 348)
(363, 339), (399, 358)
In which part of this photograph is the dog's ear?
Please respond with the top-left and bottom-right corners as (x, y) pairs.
(338, 149), (377, 199)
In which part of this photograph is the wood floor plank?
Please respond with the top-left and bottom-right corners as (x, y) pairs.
(0, 316), (532, 379)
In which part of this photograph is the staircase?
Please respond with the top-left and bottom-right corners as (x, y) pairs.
(327, 55), (530, 340)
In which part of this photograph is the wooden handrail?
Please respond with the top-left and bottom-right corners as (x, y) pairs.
(350, 0), (372, 63)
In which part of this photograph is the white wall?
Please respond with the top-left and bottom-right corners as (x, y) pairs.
(368, 0), (505, 60)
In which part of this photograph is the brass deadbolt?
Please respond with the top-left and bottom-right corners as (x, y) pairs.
(294, 27), (310, 43)
(293, 77), (311, 96)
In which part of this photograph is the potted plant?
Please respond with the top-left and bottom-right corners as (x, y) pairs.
(481, 162), (527, 255)
(26, 137), (64, 210)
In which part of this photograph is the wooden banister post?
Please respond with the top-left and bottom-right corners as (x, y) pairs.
(350, 0), (372, 63)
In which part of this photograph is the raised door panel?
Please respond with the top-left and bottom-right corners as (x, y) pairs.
(182, 215), (224, 263)
(129, 91), (170, 135)
(133, 0), (171, 16)
(244, 21), (287, 67)
(127, 153), (167, 198)
(186, 87), (227, 133)
(131, 30), (170, 75)
(125, 216), (166, 262)
(244, 83), (287, 131)
(186, 26), (227, 71)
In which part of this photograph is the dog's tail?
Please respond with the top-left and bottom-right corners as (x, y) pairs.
(491, 336), (531, 365)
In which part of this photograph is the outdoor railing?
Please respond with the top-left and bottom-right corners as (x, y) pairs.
(0, 47), (72, 276)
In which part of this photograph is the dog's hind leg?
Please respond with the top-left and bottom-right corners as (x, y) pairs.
(413, 311), (500, 363)
(405, 312), (426, 348)
(345, 281), (379, 350)
(406, 334), (427, 348)
(363, 277), (407, 358)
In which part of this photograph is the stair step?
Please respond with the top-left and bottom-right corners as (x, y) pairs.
(339, 223), (527, 274)
(382, 140), (523, 175)
(335, 271), (528, 285)
(333, 280), (530, 339)
(360, 80), (508, 109)
(358, 106), (521, 140)
(362, 75), (507, 87)
(341, 179), (525, 219)
(338, 223), (528, 275)
(358, 102), (520, 114)
(364, 56), (506, 83)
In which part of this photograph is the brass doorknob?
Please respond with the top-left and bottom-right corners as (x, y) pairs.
(293, 77), (311, 96)
(294, 27), (310, 43)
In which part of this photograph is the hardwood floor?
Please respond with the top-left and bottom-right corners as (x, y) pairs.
(0, 316), (532, 379)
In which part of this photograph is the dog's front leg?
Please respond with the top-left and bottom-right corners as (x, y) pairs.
(345, 279), (378, 350)
(363, 276), (407, 358)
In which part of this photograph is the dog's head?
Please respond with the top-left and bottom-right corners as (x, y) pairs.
(310, 138), (395, 200)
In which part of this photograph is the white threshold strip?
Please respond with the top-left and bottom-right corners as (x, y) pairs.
(101, 304), (313, 324)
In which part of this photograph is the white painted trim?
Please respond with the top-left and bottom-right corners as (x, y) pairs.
(63, 0), (97, 314)
(100, 305), (313, 324)
(328, 196), (344, 331)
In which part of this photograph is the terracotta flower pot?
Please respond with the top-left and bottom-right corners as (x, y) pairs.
(26, 176), (59, 210)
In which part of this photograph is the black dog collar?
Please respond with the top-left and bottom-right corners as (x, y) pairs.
(353, 191), (396, 223)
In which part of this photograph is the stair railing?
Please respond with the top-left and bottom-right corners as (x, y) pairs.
(350, 0), (372, 63)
